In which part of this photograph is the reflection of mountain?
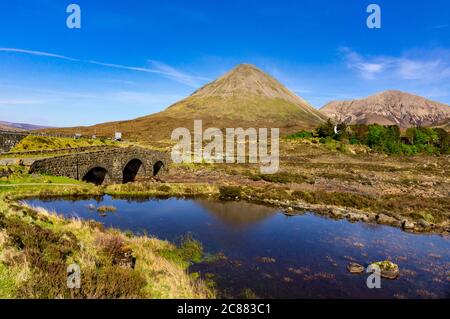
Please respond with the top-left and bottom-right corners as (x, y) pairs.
(196, 200), (277, 228)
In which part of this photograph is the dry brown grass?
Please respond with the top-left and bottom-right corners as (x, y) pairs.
(0, 196), (214, 299)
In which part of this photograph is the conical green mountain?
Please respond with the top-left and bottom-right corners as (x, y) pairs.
(43, 64), (326, 142)
(162, 63), (326, 124)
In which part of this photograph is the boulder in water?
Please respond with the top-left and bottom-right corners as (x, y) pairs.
(347, 262), (365, 273)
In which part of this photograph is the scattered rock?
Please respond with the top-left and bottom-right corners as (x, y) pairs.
(288, 267), (310, 275)
(346, 212), (368, 222)
(262, 273), (273, 279)
(353, 242), (364, 249)
(328, 208), (344, 217)
(417, 219), (431, 229)
(416, 289), (438, 299)
(283, 207), (295, 216)
(283, 277), (293, 283)
(376, 213), (397, 225)
(370, 260), (399, 279)
(97, 205), (117, 213)
(347, 262), (365, 273)
(344, 255), (357, 262)
(314, 272), (335, 280)
(256, 257), (276, 264)
(402, 220), (415, 230)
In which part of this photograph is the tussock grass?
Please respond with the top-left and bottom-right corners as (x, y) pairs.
(0, 166), (85, 186)
(0, 187), (214, 299)
(11, 136), (117, 152)
(96, 206), (117, 213)
(106, 182), (218, 199)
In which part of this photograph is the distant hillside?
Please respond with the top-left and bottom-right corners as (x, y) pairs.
(321, 90), (450, 128)
(0, 123), (25, 132)
(41, 64), (327, 142)
(0, 121), (51, 131)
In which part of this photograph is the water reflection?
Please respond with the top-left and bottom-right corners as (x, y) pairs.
(195, 200), (276, 228)
(26, 196), (450, 299)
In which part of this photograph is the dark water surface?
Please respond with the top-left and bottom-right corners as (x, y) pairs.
(26, 196), (450, 299)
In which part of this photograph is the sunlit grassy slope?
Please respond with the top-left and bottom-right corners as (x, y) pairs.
(39, 64), (327, 143)
(11, 136), (118, 152)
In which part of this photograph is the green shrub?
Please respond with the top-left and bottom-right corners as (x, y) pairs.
(316, 119), (335, 138)
(315, 122), (447, 156)
(157, 234), (204, 266)
(286, 130), (313, 139)
(219, 186), (241, 200)
(157, 185), (172, 193)
(95, 233), (134, 267)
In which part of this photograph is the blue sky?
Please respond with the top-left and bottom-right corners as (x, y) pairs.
(0, 0), (449, 127)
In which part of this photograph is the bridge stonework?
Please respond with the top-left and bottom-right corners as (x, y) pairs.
(0, 132), (27, 153)
(30, 146), (171, 184)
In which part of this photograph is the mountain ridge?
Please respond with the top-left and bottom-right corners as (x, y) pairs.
(321, 90), (450, 128)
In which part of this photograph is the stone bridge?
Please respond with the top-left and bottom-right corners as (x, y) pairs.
(30, 146), (171, 185)
(0, 131), (28, 153)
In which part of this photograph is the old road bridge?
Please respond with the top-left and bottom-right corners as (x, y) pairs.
(30, 146), (170, 185)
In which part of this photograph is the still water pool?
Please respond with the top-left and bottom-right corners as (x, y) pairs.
(26, 196), (450, 299)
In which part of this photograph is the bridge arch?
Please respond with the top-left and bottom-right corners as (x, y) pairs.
(82, 166), (109, 185)
(122, 158), (146, 183)
(153, 160), (165, 176)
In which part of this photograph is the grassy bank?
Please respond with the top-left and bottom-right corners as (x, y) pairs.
(0, 165), (86, 186)
(0, 183), (214, 299)
(106, 182), (218, 198)
(11, 135), (118, 152)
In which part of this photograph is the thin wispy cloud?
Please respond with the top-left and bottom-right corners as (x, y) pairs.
(340, 47), (386, 80)
(341, 47), (450, 83)
(0, 48), (208, 87)
(148, 60), (210, 87)
(0, 48), (80, 62)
